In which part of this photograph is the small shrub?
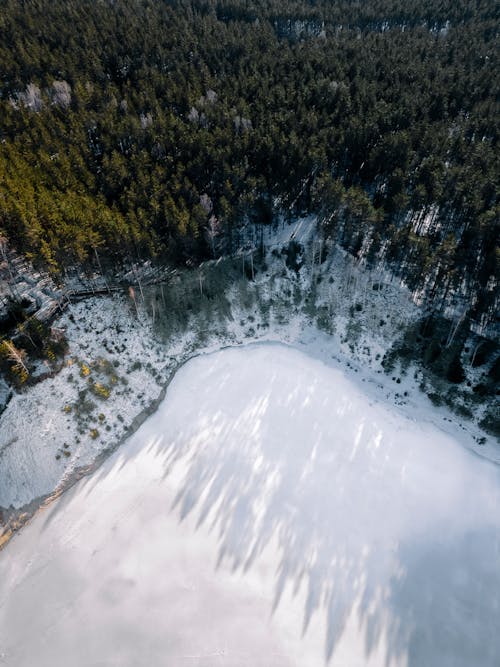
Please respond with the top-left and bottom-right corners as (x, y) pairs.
(488, 356), (500, 382)
(446, 355), (465, 384)
(453, 404), (473, 419)
(90, 381), (111, 399)
(428, 392), (443, 407)
(479, 412), (500, 439)
(80, 363), (91, 378)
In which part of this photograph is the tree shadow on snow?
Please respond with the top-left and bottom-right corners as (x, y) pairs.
(38, 345), (500, 665)
(142, 350), (500, 665)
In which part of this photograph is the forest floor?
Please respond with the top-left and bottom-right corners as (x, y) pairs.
(0, 219), (498, 546)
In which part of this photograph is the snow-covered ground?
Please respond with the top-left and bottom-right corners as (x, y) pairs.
(0, 224), (498, 541)
(1, 344), (499, 666)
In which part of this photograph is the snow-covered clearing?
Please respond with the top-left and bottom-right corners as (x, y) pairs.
(1, 344), (499, 666)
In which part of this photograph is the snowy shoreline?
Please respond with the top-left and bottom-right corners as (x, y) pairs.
(1, 234), (498, 547)
(1, 313), (498, 550)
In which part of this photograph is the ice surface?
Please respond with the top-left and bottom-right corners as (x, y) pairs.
(1, 344), (499, 666)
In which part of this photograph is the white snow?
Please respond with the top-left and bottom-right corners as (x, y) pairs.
(1, 344), (499, 666)
(1, 237), (498, 516)
(0, 297), (180, 509)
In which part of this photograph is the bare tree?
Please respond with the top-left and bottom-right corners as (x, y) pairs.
(94, 246), (111, 295)
(51, 80), (72, 108)
(206, 215), (220, 258)
(18, 83), (44, 111)
(128, 287), (139, 319)
(0, 339), (29, 383)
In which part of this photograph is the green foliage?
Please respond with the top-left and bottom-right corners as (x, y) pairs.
(89, 380), (111, 400)
(17, 318), (68, 362)
(0, 339), (29, 386)
(0, 0), (497, 323)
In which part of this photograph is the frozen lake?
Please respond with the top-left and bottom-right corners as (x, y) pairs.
(1, 344), (499, 666)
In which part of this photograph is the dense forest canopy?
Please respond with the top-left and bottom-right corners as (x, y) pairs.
(0, 0), (498, 323)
